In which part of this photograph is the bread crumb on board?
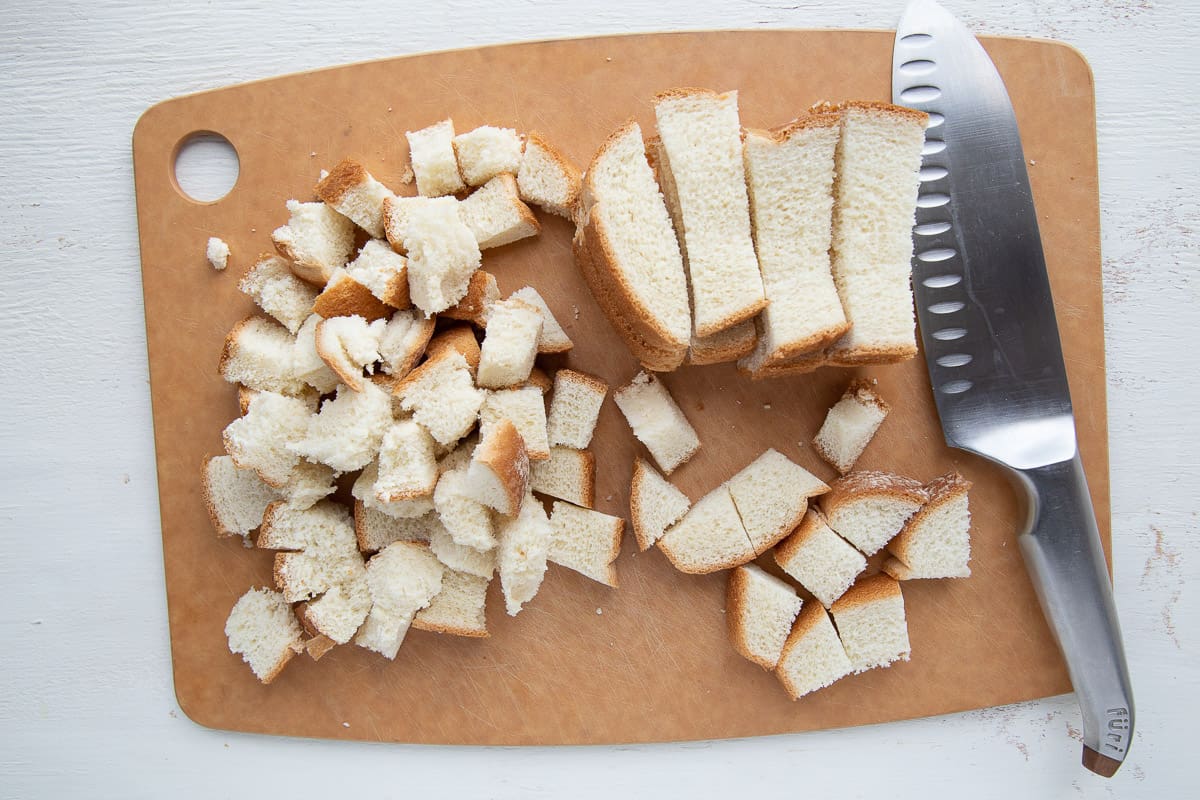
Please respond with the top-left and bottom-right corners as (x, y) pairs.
(206, 237), (230, 270)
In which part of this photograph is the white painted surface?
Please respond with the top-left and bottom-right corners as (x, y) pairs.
(1, 0), (1195, 796)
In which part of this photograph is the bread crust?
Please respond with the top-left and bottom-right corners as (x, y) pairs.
(523, 366), (553, 394)
(314, 158), (369, 205)
(411, 617), (490, 638)
(520, 131), (583, 218)
(312, 271), (393, 322)
(774, 601), (829, 700)
(812, 379), (891, 473)
(441, 270), (497, 327)
(629, 457), (653, 551)
(476, 173), (541, 248)
(820, 470), (929, 517)
(830, 572), (903, 614)
(886, 470), (972, 570)
(687, 320), (758, 365)
(726, 566), (778, 670)
(391, 344), (463, 398)
(201, 455), (237, 538)
(304, 633), (337, 661)
(313, 317), (368, 391)
(740, 349), (828, 380)
(425, 325), (481, 375)
(773, 508), (827, 568)
(476, 419), (530, 516)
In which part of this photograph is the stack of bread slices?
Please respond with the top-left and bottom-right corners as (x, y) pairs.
(573, 89), (928, 377)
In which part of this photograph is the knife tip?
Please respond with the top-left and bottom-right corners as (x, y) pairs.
(1082, 746), (1124, 778)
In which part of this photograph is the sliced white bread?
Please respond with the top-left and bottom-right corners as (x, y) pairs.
(238, 384), (317, 416)
(547, 501), (624, 587)
(436, 433), (479, 476)
(819, 471), (929, 556)
(406, 119), (467, 197)
(726, 564), (804, 670)
(275, 459), (338, 511)
(652, 88), (765, 337)
(687, 320), (757, 365)
(355, 541), (444, 659)
(382, 194), (433, 255)
(271, 199), (356, 285)
(476, 296), (543, 389)
(207, 236), (230, 270)
(629, 456), (691, 551)
(401, 196), (482, 315)
(740, 349), (828, 381)
(314, 315), (385, 391)
(725, 448), (829, 555)
(480, 386), (550, 461)
(354, 501), (435, 552)
(413, 569), (490, 637)
(452, 125), (523, 186)
(774, 509), (867, 608)
(775, 601), (854, 699)
(657, 485), (754, 574)
(517, 132), (582, 218)
(458, 173), (540, 249)
(613, 371), (700, 475)
(218, 316), (307, 396)
(312, 266), (393, 322)
(239, 255), (319, 334)
(531, 447), (595, 508)
(374, 420), (439, 502)
(377, 309), (436, 381)
(825, 101), (928, 365)
(510, 286), (572, 353)
(429, 522), (496, 579)
(315, 158), (395, 239)
(464, 418), (530, 516)
(573, 121), (691, 371)
(289, 380), (392, 472)
(202, 454), (279, 539)
(393, 348), (484, 447)
(433, 468), (497, 552)
(546, 369), (607, 449)
(344, 239), (410, 309)
(299, 571), (372, 645)
(424, 325), (481, 378)
(829, 573), (911, 672)
(352, 461), (436, 520)
(442, 269), (500, 327)
(884, 471), (973, 580)
(222, 391), (314, 488)
(225, 587), (303, 684)
(497, 494), (552, 615)
(813, 379), (891, 474)
(292, 314), (341, 394)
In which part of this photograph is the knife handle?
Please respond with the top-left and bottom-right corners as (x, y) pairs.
(1013, 452), (1134, 777)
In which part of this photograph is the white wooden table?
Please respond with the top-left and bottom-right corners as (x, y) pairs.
(1, 1), (1194, 796)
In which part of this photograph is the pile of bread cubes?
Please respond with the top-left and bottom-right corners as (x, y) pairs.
(205, 87), (974, 703)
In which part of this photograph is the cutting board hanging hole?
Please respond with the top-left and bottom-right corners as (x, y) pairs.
(172, 132), (239, 203)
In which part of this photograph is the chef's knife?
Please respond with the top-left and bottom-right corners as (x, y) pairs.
(892, 0), (1134, 777)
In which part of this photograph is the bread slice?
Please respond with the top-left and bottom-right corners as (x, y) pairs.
(393, 348), (484, 447)
(382, 194), (433, 255)
(652, 89), (766, 337)
(517, 132), (582, 218)
(658, 485), (754, 574)
(429, 520), (496, 579)
(413, 568), (490, 637)
(406, 119), (467, 197)
(257, 499), (358, 558)
(401, 196), (482, 315)
(687, 320), (757, 365)
(239, 255), (320, 334)
(775, 601), (854, 699)
(314, 315), (385, 391)
(629, 457), (690, 551)
(225, 587), (303, 684)
(458, 173), (540, 249)
(774, 509), (867, 608)
(573, 121), (691, 371)
(222, 391), (314, 488)
(480, 386), (550, 461)
(271, 199), (356, 285)
(374, 420), (439, 502)
(824, 102), (928, 365)
(354, 501), (435, 552)
(829, 574), (911, 672)
(442, 269), (499, 327)
(884, 471), (973, 580)
(813, 379), (891, 474)
(725, 448), (829, 555)
(819, 471), (929, 556)
(452, 125), (523, 186)
(433, 468), (497, 551)
(531, 447), (595, 508)
(238, 384), (320, 416)
(292, 314), (341, 394)
(510, 286), (573, 353)
(352, 461), (435, 520)
(377, 309), (436, 381)
(312, 267), (393, 322)
(315, 158), (395, 239)
(476, 297), (543, 389)
(218, 316), (307, 396)
(497, 493), (552, 615)
(546, 369), (607, 449)
(613, 371), (700, 475)
(464, 418), (530, 516)
(740, 349), (827, 381)
(547, 501), (624, 587)
(344, 239), (410, 309)
(726, 564), (804, 670)
(425, 325), (481, 377)
(207, 236), (230, 270)
(202, 455), (279, 539)
(355, 541), (444, 659)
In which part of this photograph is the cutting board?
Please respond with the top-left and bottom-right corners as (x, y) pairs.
(133, 30), (1107, 745)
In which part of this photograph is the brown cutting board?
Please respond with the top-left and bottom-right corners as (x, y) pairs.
(133, 30), (1106, 745)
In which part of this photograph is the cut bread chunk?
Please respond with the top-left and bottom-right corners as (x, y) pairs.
(401, 197), (482, 315)
(452, 125), (522, 186)
(574, 121), (691, 371)
(239, 255), (319, 334)
(425, 325), (481, 377)
(652, 88), (765, 337)
(377, 309), (436, 381)
(271, 199), (356, 285)
(548, 501), (624, 587)
(613, 371), (700, 475)
(223, 391), (314, 488)
(885, 471), (973, 580)
(829, 573), (911, 672)
(510, 286), (572, 353)
(352, 461), (435, 519)
(275, 459), (338, 510)
(225, 587), (303, 684)
(355, 541), (444, 659)
(315, 158), (394, 239)
(442, 269), (499, 327)
(238, 384), (320, 416)
(658, 485), (754, 574)
(219, 316), (307, 396)
(687, 320), (757, 365)
(382, 194), (433, 255)
(374, 420), (439, 502)
(725, 449), (830, 555)
(459, 173), (540, 249)
(531, 447), (595, 508)
(314, 315), (385, 391)
(524, 367), (553, 395)
(257, 500), (356, 556)
(345, 239), (410, 309)
(819, 471), (929, 556)
(207, 236), (230, 270)
(436, 433), (478, 476)
(433, 468), (497, 551)
(740, 349), (827, 381)
(727, 564), (804, 670)
(476, 297), (543, 389)
(517, 132), (582, 217)
(824, 101), (928, 365)
(629, 457), (690, 551)
(480, 386), (550, 461)
(354, 501), (435, 552)
(775, 601), (854, 699)
(774, 509), (867, 608)
(292, 314), (341, 394)
(497, 494), (552, 615)
(739, 114), (848, 372)
(464, 418), (530, 516)
(407, 119), (466, 197)
(300, 572), (371, 645)
(546, 369), (607, 449)
(393, 348), (484, 447)
(429, 523), (496, 579)
(304, 633), (336, 661)
(289, 380), (392, 472)
(413, 569), (490, 637)
(202, 455), (279, 539)
(813, 379), (891, 474)
(312, 266), (393, 322)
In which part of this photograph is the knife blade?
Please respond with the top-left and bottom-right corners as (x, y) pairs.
(892, 0), (1134, 777)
